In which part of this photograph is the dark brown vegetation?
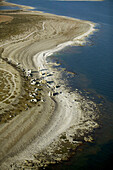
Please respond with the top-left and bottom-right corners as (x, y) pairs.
(0, 12), (45, 40)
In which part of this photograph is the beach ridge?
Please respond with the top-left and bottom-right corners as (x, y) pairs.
(0, 2), (99, 169)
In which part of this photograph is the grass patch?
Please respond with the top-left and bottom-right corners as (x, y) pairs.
(0, 13), (46, 41)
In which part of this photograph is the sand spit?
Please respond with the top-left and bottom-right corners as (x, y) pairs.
(0, 1), (34, 10)
(58, 0), (103, 1)
(0, 10), (99, 169)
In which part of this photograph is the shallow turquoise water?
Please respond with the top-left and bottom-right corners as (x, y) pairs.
(2, 0), (113, 169)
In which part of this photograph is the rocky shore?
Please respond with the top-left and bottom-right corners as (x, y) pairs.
(0, 4), (99, 169)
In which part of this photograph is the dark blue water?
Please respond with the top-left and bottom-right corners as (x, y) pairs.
(0, 5), (19, 10)
(6, 0), (113, 101)
(4, 0), (113, 169)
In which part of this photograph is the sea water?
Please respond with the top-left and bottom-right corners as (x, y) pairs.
(3, 0), (113, 169)
(0, 5), (19, 10)
(5, 0), (113, 101)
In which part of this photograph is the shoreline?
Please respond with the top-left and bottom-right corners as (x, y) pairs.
(0, 3), (99, 169)
(0, 1), (34, 10)
(30, 20), (98, 155)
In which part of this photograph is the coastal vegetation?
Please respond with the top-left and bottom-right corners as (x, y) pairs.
(0, 2), (99, 169)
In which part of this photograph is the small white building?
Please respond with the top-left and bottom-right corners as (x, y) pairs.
(30, 99), (37, 103)
(31, 81), (36, 85)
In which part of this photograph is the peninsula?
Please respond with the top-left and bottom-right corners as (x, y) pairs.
(0, 1), (99, 169)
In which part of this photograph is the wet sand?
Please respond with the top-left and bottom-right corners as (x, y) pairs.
(0, 6), (99, 169)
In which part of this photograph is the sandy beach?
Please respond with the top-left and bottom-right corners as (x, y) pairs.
(0, 2), (99, 169)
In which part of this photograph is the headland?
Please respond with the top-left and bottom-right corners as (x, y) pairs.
(0, 1), (99, 169)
